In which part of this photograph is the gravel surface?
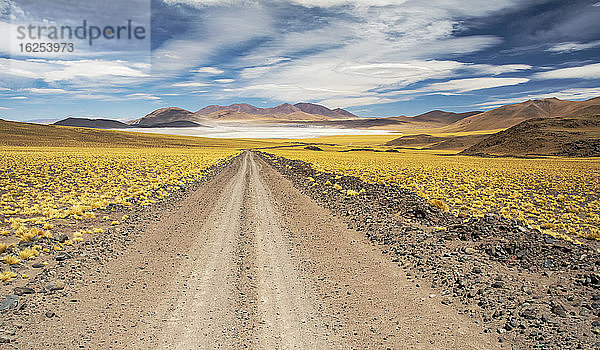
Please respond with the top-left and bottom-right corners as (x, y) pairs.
(258, 150), (600, 349)
(0, 151), (500, 349)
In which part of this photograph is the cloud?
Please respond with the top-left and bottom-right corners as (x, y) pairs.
(171, 82), (209, 87)
(318, 96), (397, 108)
(125, 93), (161, 100)
(533, 63), (600, 80)
(9, 96), (27, 99)
(24, 88), (68, 94)
(473, 87), (600, 108)
(547, 41), (600, 53)
(191, 67), (225, 74)
(0, 58), (151, 86)
(469, 64), (531, 75)
(423, 77), (530, 93)
(214, 78), (235, 83)
(0, 106), (12, 110)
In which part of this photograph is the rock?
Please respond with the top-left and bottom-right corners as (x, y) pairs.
(55, 253), (72, 262)
(472, 267), (482, 274)
(441, 298), (452, 305)
(0, 295), (18, 311)
(45, 281), (65, 291)
(13, 287), (35, 296)
(0, 336), (11, 344)
(45, 311), (55, 318)
(465, 247), (476, 254)
(32, 263), (44, 268)
(551, 304), (567, 318)
(491, 281), (505, 288)
(520, 308), (537, 320)
(54, 233), (68, 242)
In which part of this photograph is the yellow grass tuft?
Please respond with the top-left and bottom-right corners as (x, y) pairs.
(18, 248), (39, 260)
(0, 271), (17, 282)
(1, 256), (21, 265)
(429, 199), (449, 212)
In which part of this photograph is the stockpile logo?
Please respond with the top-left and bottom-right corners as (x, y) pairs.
(7, 0), (150, 65)
(16, 20), (147, 49)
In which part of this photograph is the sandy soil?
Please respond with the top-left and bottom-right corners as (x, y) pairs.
(7, 152), (497, 349)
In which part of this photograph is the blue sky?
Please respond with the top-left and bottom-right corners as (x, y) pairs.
(0, 0), (599, 121)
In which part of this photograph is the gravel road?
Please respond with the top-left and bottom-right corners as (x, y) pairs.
(9, 152), (497, 349)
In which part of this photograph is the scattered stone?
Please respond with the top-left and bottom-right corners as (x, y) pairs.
(13, 287), (35, 296)
(551, 304), (567, 318)
(54, 233), (69, 243)
(45, 311), (55, 318)
(464, 247), (476, 254)
(0, 336), (11, 344)
(472, 267), (482, 274)
(32, 263), (44, 268)
(45, 281), (65, 291)
(491, 281), (505, 288)
(55, 253), (72, 262)
(0, 295), (18, 311)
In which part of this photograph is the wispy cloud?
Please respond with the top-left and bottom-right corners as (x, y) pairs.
(423, 77), (530, 93)
(24, 88), (68, 94)
(547, 41), (600, 53)
(125, 93), (161, 100)
(171, 82), (209, 87)
(473, 87), (600, 108)
(191, 67), (225, 74)
(533, 63), (600, 80)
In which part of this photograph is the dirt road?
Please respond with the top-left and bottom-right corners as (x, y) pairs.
(12, 152), (497, 349)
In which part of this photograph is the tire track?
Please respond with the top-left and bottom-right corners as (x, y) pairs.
(247, 153), (334, 349)
(162, 154), (249, 349)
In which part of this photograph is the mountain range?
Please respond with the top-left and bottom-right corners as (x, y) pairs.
(52, 97), (600, 133)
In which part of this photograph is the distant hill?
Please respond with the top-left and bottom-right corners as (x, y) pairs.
(386, 110), (481, 129)
(460, 115), (600, 157)
(294, 103), (358, 119)
(385, 133), (490, 151)
(53, 117), (130, 129)
(130, 107), (199, 127)
(445, 97), (600, 132)
(195, 102), (357, 119)
(136, 120), (206, 128)
(0, 119), (269, 148)
(134, 102), (359, 127)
